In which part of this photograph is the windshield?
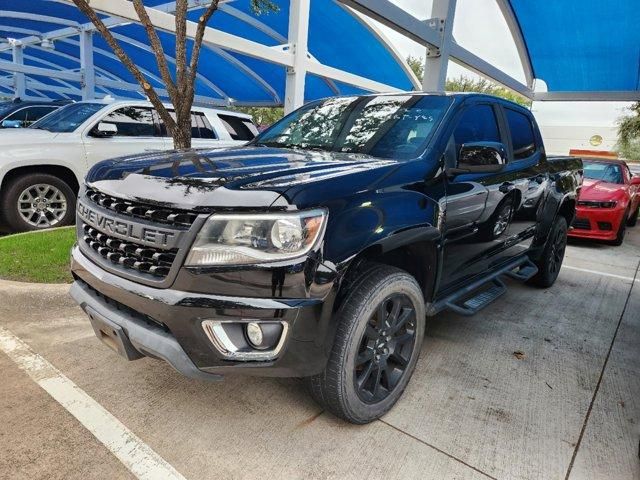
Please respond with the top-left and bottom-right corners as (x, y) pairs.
(30, 102), (104, 133)
(583, 161), (624, 184)
(254, 94), (452, 160)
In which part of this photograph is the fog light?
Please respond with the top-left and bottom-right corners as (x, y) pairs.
(245, 322), (264, 348)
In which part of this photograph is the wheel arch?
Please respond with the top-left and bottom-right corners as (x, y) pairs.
(1, 165), (81, 194)
(335, 227), (441, 309)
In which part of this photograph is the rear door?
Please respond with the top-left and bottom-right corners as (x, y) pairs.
(82, 106), (167, 167)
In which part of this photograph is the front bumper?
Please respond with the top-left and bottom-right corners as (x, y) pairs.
(568, 206), (625, 241)
(71, 245), (339, 379)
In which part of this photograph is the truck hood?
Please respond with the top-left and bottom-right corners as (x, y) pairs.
(579, 178), (628, 202)
(0, 128), (59, 144)
(86, 146), (398, 210)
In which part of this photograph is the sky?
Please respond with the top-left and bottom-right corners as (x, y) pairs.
(368, 0), (632, 129)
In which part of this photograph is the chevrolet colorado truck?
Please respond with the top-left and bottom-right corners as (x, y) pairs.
(0, 99), (257, 233)
(70, 93), (582, 424)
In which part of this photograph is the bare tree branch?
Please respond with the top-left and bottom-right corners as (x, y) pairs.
(188, 1), (220, 90)
(71, 0), (178, 137)
(131, 0), (178, 104)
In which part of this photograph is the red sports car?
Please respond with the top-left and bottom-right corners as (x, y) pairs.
(569, 158), (640, 245)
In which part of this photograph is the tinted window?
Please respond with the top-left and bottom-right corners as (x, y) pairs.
(583, 161), (624, 184)
(27, 106), (58, 122)
(101, 107), (157, 137)
(453, 104), (501, 153)
(30, 102), (104, 133)
(191, 113), (217, 139)
(255, 95), (451, 160)
(7, 106), (58, 125)
(219, 114), (257, 141)
(505, 108), (536, 159)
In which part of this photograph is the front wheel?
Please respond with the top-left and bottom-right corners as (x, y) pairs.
(528, 216), (568, 288)
(612, 212), (628, 246)
(306, 264), (426, 424)
(626, 205), (638, 227)
(1, 174), (76, 233)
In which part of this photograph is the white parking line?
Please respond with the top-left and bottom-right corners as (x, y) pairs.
(0, 326), (187, 480)
(563, 264), (639, 283)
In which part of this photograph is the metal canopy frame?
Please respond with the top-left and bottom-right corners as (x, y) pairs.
(340, 0), (639, 102)
(0, 0), (637, 109)
(0, 0), (412, 112)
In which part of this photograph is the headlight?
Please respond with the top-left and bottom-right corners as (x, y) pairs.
(185, 210), (327, 266)
(578, 200), (617, 208)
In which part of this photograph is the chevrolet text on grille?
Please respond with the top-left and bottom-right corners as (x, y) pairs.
(77, 202), (177, 248)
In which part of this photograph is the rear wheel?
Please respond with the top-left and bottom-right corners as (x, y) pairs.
(1, 174), (76, 233)
(528, 216), (568, 288)
(306, 264), (426, 424)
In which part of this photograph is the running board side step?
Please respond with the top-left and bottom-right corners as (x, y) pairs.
(429, 257), (538, 317)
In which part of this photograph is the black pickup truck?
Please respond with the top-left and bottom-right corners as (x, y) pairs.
(70, 93), (582, 423)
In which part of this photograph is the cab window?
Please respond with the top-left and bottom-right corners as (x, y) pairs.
(505, 108), (536, 159)
(452, 104), (501, 167)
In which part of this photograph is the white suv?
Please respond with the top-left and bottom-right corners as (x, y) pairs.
(0, 99), (258, 232)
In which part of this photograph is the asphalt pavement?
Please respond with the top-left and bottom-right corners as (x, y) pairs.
(0, 227), (639, 480)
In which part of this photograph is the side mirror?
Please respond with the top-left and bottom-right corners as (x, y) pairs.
(1, 119), (24, 128)
(92, 122), (117, 138)
(631, 175), (640, 186)
(448, 142), (507, 176)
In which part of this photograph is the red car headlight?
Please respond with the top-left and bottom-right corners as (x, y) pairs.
(578, 200), (617, 208)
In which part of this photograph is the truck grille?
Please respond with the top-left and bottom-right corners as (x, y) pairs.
(81, 223), (177, 278)
(85, 188), (198, 227)
(572, 217), (591, 230)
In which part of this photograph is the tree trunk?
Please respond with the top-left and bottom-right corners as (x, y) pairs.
(172, 111), (192, 149)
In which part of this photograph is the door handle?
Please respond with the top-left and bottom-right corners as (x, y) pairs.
(499, 182), (515, 193)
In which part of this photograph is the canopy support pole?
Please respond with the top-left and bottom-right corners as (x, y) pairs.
(11, 44), (26, 99)
(422, 0), (456, 91)
(80, 30), (95, 100)
(284, 0), (310, 114)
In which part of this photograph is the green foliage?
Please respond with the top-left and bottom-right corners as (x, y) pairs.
(237, 106), (284, 128)
(406, 55), (424, 82)
(617, 102), (640, 161)
(406, 56), (531, 108)
(0, 227), (76, 283)
(250, 0), (279, 15)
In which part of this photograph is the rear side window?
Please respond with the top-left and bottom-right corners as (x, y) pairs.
(218, 114), (258, 141)
(452, 104), (501, 154)
(102, 107), (158, 137)
(191, 112), (216, 139)
(505, 108), (536, 159)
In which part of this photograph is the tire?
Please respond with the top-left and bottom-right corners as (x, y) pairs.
(1, 173), (76, 233)
(306, 264), (426, 424)
(612, 211), (628, 246)
(528, 216), (568, 288)
(627, 205), (638, 227)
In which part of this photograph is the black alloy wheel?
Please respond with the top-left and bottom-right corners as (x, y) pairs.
(354, 293), (417, 404)
(306, 263), (426, 424)
(528, 216), (568, 288)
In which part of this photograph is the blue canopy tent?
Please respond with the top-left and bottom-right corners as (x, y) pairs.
(0, 0), (418, 110)
(1, 0), (638, 108)
(343, 0), (640, 102)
